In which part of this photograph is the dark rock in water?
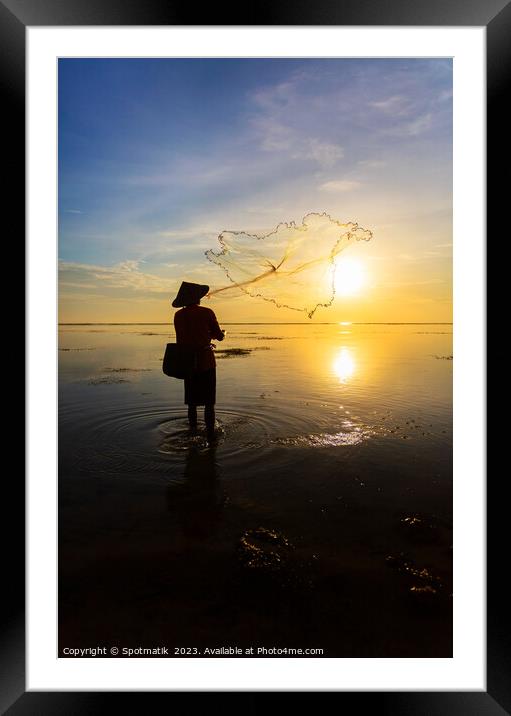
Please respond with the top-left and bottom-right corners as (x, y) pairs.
(385, 552), (445, 593)
(385, 552), (451, 610)
(409, 584), (437, 594)
(396, 511), (449, 544)
(230, 528), (315, 635)
(237, 527), (293, 571)
(408, 584), (439, 607)
(234, 527), (315, 602)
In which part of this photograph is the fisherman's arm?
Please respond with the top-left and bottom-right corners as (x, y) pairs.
(209, 311), (225, 341)
(173, 311), (181, 341)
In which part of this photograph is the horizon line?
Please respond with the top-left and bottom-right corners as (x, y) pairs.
(59, 321), (453, 326)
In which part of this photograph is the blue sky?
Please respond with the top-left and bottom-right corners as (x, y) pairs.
(58, 58), (452, 322)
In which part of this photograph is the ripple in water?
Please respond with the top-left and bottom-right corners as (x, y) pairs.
(157, 409), (277, 456)
(156, 409), (375, 457)
(158, 417), (223, 454)
(59, 398), (380, 481)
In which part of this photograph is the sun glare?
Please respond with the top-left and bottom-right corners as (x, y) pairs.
(333, 347), (356, 383)
(334, 258), (366, 296)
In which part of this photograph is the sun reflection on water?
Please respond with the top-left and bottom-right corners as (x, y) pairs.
(333, 347), (356, 383)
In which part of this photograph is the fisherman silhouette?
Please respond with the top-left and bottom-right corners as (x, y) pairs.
(172, 281), (225, 443)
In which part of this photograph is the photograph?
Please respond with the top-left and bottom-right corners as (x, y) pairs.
(57, 56), (454, 659)
(0, 0), (501, 701)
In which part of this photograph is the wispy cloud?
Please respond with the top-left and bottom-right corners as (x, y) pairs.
(369, 80), (443, 137)
(401, 113), (433, 136)
(256, 117), (294, 152)
(319, 180), (362, 192)
(248, 72), (346, 168)
(254, 116), (344, 167)
(294, 139), (344, 166)
(357, 159), (386, 169)
(370, 95), (413, 115)
(59, 259), (174, 295)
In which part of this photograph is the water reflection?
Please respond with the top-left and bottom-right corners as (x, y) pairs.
(166, 446), (226, 540)
(333, 347), (356, 383)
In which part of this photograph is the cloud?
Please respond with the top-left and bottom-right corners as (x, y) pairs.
(255, 117), (344, 167)
(357, 159), (386, 169)
(370, 95), (412, 115)
(293, 139), (344, 166)
(59, 281), (97, 289)
(251, 77), (306, 112)
(402, 113), (433, 136)
(378, 112), (433, 138)
(115, 260), (141, 272)
(319, 180), (362, 192)
(257, 118), (295, 152)
(59, 259), (174, 295)
(249, 73), (345, 168)
(370, 87), (438, 136)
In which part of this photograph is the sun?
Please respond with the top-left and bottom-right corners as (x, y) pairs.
(334, 258), (366, 296)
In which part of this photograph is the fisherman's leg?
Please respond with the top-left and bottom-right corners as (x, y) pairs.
(204, 404), (215, 438)
(188, 404), (198, 429)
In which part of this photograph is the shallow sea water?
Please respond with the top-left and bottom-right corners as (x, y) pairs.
(59, 323), (453, 657)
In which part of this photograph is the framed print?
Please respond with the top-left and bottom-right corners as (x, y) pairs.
(2, 0), (503, 708)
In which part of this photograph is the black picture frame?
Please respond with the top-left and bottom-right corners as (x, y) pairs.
(4, 0), (501, 710)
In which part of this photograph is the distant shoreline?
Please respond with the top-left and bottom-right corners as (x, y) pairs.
(59, 322), (453, 326)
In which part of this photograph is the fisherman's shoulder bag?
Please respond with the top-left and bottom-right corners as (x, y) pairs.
(162, 343), (199, 379)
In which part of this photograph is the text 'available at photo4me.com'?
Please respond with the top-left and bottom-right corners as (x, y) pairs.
(61, 645), (325, 657)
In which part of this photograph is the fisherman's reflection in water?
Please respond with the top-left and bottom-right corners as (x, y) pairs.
(166, 445), (226, 540)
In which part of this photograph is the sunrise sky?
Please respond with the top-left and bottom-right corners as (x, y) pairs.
(58, 58), (452, 323)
